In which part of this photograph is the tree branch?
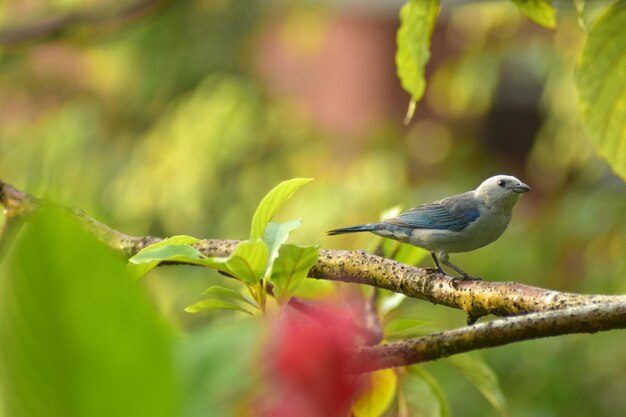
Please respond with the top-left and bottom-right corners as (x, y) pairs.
(0, 181), (626, 373)
(0, 0), (168, 47)
(2, 179), (626, 371)
(1, 179), (624, 323)
(350, 301), (626, 373)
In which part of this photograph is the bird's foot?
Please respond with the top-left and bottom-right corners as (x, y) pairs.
(457, 274), (482, 281)
(450, 274), (482, 289)
(449, 270), (482, 281)
(423, 267), (447, 276)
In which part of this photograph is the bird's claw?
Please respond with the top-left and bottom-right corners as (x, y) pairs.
(457, 275), (482, 281)
(450, 275), (482, 289)
(423, 267), (446, 276)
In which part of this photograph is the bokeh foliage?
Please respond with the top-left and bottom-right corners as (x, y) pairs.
(576, 1), (626, 182)
(1, 0), (626, 416)
(0, 210), (176, 417)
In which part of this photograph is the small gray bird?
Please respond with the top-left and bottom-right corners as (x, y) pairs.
(327, 175), (530, 278)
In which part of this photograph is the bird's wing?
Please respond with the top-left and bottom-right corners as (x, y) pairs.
(384, 192), (480, 232)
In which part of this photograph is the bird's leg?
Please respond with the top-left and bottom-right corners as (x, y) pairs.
(430, 252), (446, 274)
(442, 259), (482, 281)
(430, 252), (481, 281)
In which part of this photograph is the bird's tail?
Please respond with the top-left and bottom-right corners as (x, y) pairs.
(327, 224), (377, 236)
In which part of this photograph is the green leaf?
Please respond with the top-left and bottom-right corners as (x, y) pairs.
(511, 0), (556, 29)
(130, 236), (270, 284)
(0, 210), (175, 417)
(576, 2), (626, 182)
(222, 239), (269, 284)
(270, 243), (320, 304)
(263, 218), (302, 269)
(128, 235), (204, 278)
(448, 353), (508, 417)
(352, 368), (397, 417)
(379, 292), (407, 317)
(393, 243), (428, 265)
(384, 318), (431, 339)
(403, 366), (450, 417)
(250, 178), (313, 240)
(395, 0), (440, 124)
(130, 244), (205, 264)
(202, 285), (257, 307)
(184, 299), (254, 315)
(176, 317), (258, 417)
(368, 235), (397, 259)
(137, 234), (200, 250)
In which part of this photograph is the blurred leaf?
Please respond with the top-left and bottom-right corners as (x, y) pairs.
(271, 243), (320, 305)
(290, 277), (338, 300)
(394, 243), (428, 265)
(184, 299), (254, 315)
(384, 318), (431, 339)
(250, 178), (313, 240)
(380, 206), (403, 221)
(352, 368), (397, 417)
(448, 352), (508, 417)
(176, 317), (259, 417)
(396, 0), (440, 124)
(263, 219), (302, 270)
(572, 0), (586, 12)
(369, 236), (396, 259)
(511, 0), (556, 28)
(576, 2), (626, 183)
(572, 0), (589, 31)
(429, 52), (501, 118)
(404, 366), (450, 417)
(202, 285), (257, 307)
(379, 292), (407, 317)
(107, 74), (271, 234)
(0, 210), (175, 417)
(223, 239), (269, 284)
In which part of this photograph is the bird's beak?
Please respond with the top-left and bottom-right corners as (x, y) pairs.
(511, 181), (530, 193)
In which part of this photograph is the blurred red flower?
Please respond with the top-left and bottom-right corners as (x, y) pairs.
(262, 305), (368, 417)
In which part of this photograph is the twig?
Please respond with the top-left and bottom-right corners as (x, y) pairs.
(363, 289), (383, 345)
(0, 0), (168, 47)
(349, 301), (626, 373)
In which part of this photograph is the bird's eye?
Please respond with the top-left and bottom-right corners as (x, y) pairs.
(497, 180), (506, 188)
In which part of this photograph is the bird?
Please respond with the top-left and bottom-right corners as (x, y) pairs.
(327, 175), (530, 279)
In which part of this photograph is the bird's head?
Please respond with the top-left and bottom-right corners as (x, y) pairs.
(474, 175), (530, 209)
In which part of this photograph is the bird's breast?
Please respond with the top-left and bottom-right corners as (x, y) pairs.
(456, 208), (512, 250)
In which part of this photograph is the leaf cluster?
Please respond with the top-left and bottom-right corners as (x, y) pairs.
(396, 0), (626, 183)
(129, 178), (320, 314)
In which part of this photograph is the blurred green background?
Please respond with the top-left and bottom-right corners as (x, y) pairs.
(1, 0), (626, 416)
